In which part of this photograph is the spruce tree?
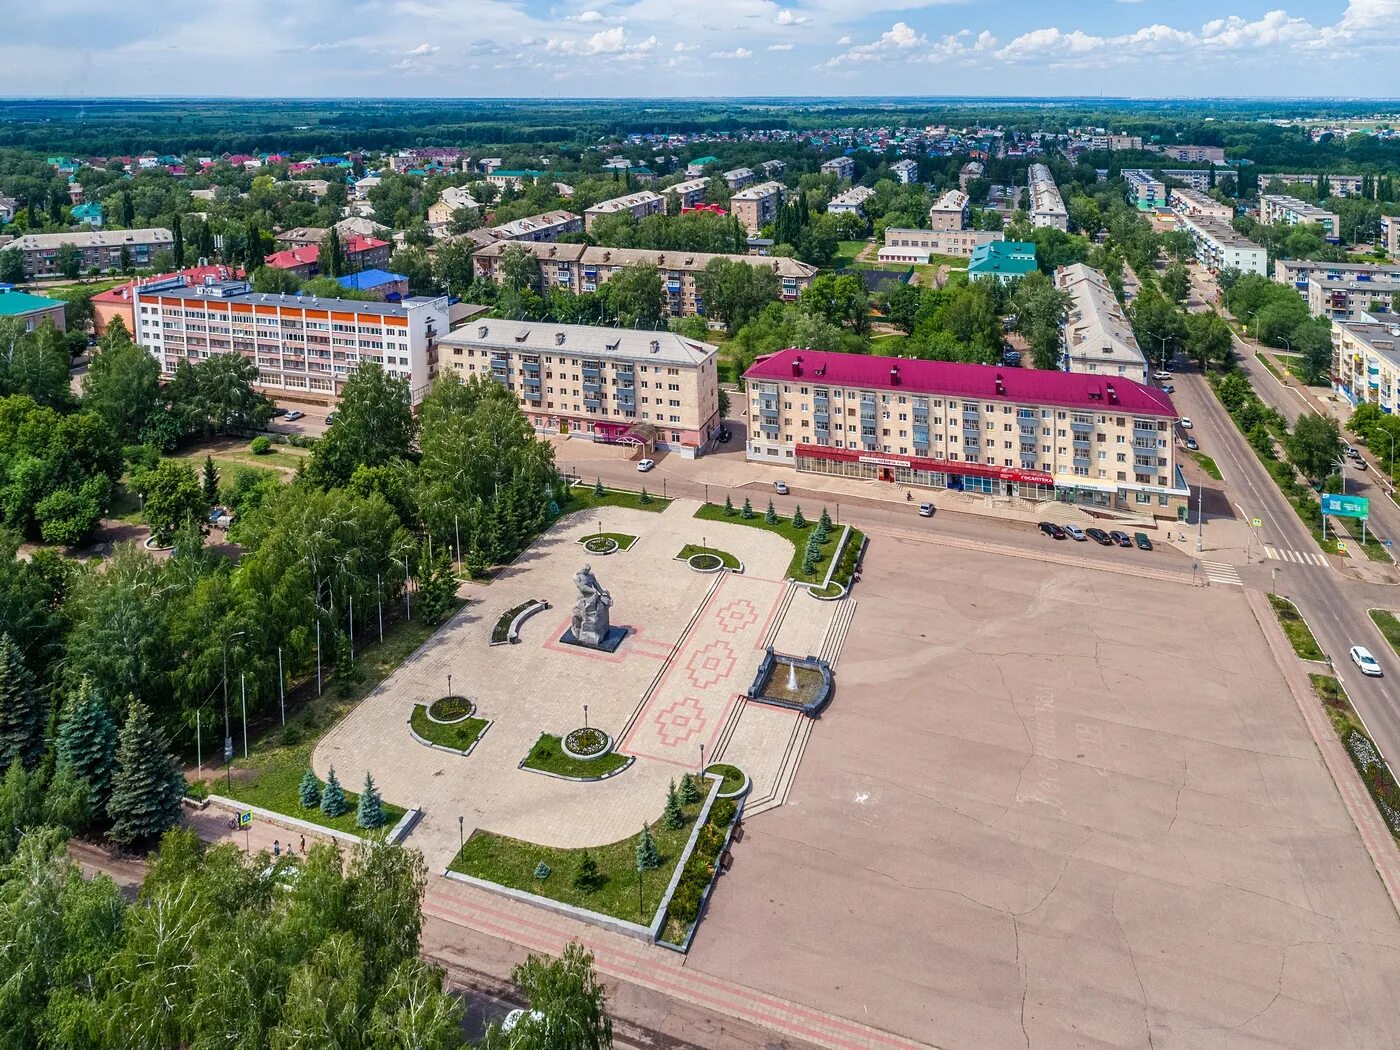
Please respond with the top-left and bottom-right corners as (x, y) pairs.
(792, 505), (807, 529)
(593, 477), (605, 497)
(639, 486), (651, 505)
(0, 633), (45, 772)
(320, 767), (348, 818)
(741, 497), (754, 519)
(106, 701), (184, 846)
(56, 678), (119, 811)
(724, 495), (735, 516)
(819, 507), (832, 531)
(679, 772), (701, 805)
(573, 849), (600, 892)
(765, 500), (779, 525)
(356, 771), (385, 829)
(201, 455), (220, 505)
(636, 822), (661, 871)
(416, 546), (459, 626)
(663, 780), (685, 829)
(298, 769), (321, 809)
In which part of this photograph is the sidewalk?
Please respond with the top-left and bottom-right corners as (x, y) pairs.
(1244, 587), (1400, 916)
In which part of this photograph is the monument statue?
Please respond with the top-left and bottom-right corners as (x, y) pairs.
(570, 564), (614, 647)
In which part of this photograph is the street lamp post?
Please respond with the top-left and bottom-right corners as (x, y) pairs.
(1195, 483), (1204, 552)
(458, 815), (464, 851)
(221, 629), (246, 792)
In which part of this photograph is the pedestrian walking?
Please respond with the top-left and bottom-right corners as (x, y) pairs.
(273, 839), (281, 858)
(299, 834), (305, 854)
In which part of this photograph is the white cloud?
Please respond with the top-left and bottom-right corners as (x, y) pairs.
(709, 47), (754, 58)
(824, 20), (926, 65)
(768, 42), (794, 50)
(573, 9), (603, 20)
(774, 8), (809, 24)
(673, 41), (698, 51)
(835, 34), (851, 44)
(545, 25), (656, 55)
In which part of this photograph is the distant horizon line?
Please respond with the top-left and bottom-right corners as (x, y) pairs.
(2, 94), (1400, 105)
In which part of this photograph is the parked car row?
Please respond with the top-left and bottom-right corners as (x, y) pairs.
(1039, 522), (1153, 550)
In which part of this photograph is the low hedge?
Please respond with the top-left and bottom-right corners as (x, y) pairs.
(664, 798), (738, 930)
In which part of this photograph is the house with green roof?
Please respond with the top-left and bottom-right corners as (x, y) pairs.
(71, 202), (104, 227)
(0, 289), (66, 332)
(968, 241), (1038, 284)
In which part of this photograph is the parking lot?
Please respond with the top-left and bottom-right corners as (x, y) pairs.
(688, 530), (1400, 1049)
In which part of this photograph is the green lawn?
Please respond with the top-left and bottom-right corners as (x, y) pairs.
(522, 733), (631, 780)
(694, 503), (862, 586)
(410, 704), (489, 752)
(1189, 452), (1222, 480)
(564, 485), (670, 514)
(41, 278), (128, 301)
(703, 763), (745, 794)
(1369, 610), (1400, 658)
(1268, 594), (1326, 661)
(578, 531), (638, 552)
(204, 605), (457, 834)
(170, 443), (310, 474)
(450, 796), (705, 923)
(832, 239), (869, 270)
(677, 543), (741, 569)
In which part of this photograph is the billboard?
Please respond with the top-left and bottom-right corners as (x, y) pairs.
(1322, 493), (1369, 519)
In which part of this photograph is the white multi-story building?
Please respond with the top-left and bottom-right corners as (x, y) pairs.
(959, 161), (985, 191)
(1307, 274), (1399, 321)
(1274, 259), (1400, 291)
(879, 229), (1000, 263)
(1174, 214), (1267, 275)
(890, 159), (919, 184)
(1259, 195), (1340, 241)
(489, 210), (583, 243)
(1027, 164), (1068, 230)
(1383, 215), (1400, 257)
(1334, 318), (1400, 408)
(722, 167), (756, 191)
(1056, 264), (1150, 383)
(661, 178), (708, 209)
(1123, 169), (1166, 211)
(826, 186), (876, 217)
(1169, 186), (1232, 222)
(132, 278), (449, 403)
(583, 191), (665, 232)
(821, 156), (855, 180)
(437, 319), (720, 457)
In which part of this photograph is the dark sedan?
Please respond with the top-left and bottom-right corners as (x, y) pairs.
(1109, 530), (1133, 547)
(1039, 522), (1067, 540)
(1085, 528), (1113, 545)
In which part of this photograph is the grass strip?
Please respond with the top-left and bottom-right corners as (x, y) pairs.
(1369, 610), (1400, 658)
(450, 796), (705, 923)
(703, 763), (745, 794)
(694, 503), (862, 585)
(677, 543), (740, 569)
(1268, 593), (1326, 661)
(1189, 452), (1222, 480)
(410, 704), (489, 752)
(522, 733), (630, 780)
(566, 485), (670, 514)
(1310, 674), (1400, 841)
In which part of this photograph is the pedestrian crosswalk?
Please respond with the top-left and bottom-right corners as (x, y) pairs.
(1202, 561), (1243, 586)
(1261, 546), (1328, 566)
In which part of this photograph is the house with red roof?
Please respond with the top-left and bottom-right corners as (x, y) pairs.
(263, 235), (390, 279)
(742, 348), (1188, 519)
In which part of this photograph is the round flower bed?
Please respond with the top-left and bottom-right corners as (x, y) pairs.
(583, 536), (619, 556)
(562, 727), (613, 761)
(704, 762), (750, 798)
(142, 535), (175, 552)
(687, 552), (724, 573)
(427, 695), (476, 724)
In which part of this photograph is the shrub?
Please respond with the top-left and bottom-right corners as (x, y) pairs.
(639, 486), (651, 504)
(533, 861), (552, 881)
(250, 436), (272, 455)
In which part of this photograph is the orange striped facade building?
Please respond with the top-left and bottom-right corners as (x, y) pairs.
(131, 278), (449, 404)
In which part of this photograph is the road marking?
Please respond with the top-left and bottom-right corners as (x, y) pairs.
(1202, 560), (1242, 586)
(1262, 546), (1327, 566)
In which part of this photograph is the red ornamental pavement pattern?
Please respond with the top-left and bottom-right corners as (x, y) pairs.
(424, 878), (935, 1050)
(620, 574), (786, 768)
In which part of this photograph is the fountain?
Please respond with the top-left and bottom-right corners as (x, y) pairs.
(746, 647), (834, 717)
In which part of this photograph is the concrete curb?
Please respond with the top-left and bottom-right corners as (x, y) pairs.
(407, 711), (492, 758)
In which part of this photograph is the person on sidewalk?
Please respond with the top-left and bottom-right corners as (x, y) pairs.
(273, 840), (281, 858)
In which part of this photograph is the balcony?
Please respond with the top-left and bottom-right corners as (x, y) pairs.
(583, 379), (602, 394)
(1133, 421), (1158, 436)
(1072, 437), (1091, 451)
(1070, 418), (1093, 433)
(582, 365), (601, 379)
(583, 397), (602, 411)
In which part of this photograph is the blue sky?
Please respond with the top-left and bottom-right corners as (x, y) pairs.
(2, 0), (1397, 98)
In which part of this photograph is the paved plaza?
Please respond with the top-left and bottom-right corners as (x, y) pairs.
(688, 531), (1400, 1049)
(315, 498), (846, 871)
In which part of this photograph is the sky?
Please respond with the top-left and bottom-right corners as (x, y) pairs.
(2, 0), (1398, 99)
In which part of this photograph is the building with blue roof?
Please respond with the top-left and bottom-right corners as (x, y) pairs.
(71, 202), (104, 227)
(968, 241), (1038, 284)
(336, 269), (409, 301)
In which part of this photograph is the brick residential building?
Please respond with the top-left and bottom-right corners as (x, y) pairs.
(1169, 186), (1232, 222)
(6, 227), (173, 278)
(489, 210), (583, 243)
(1306, 273), (1399, 321)
(743, 348), (1186, 518)
(878, 228), (1000, 263)
(1259, 194), (1340, 241)
(0, 289), (65, 333)
(1027, 164), (1068, 230)
(729, 181), (785, 235)
(928, 189), (971, 231)
(890, 159), (919, 184)
(1381, 215), (1400, 256)
(722, 167), (756, 191)
(583, 190), (665, 232)
(661, 178), (708, 209)
(470, 241), (816, 315)
(437, 319), (721, 456)
(1056, 263), (1149, 382)
(958, 161), (985, 192)
(821, 156), (855, 180)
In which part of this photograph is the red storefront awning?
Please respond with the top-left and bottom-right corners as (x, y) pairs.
(796, 442), (1055, 487)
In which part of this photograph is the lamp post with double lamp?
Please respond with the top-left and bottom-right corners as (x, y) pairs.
(221, 629), (247, 793)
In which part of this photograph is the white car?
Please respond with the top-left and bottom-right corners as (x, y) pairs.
(283, 410), (305, 422)
(1180, 418), (1193, 430)
(1351, 646), (1383, 677)
(918, 503), (933, 518)
(773, 480), (789, 495)
(636, 458), (655, 472)
(1063, 524), (1086, 541)
(1152, 370), (1172, 381)
(501, 1009), (545, 1034)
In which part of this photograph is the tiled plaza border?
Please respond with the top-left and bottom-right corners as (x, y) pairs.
(208, 794), (422, 847)
(406, 711), (493, 758)
(442, 774), (728, 948)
